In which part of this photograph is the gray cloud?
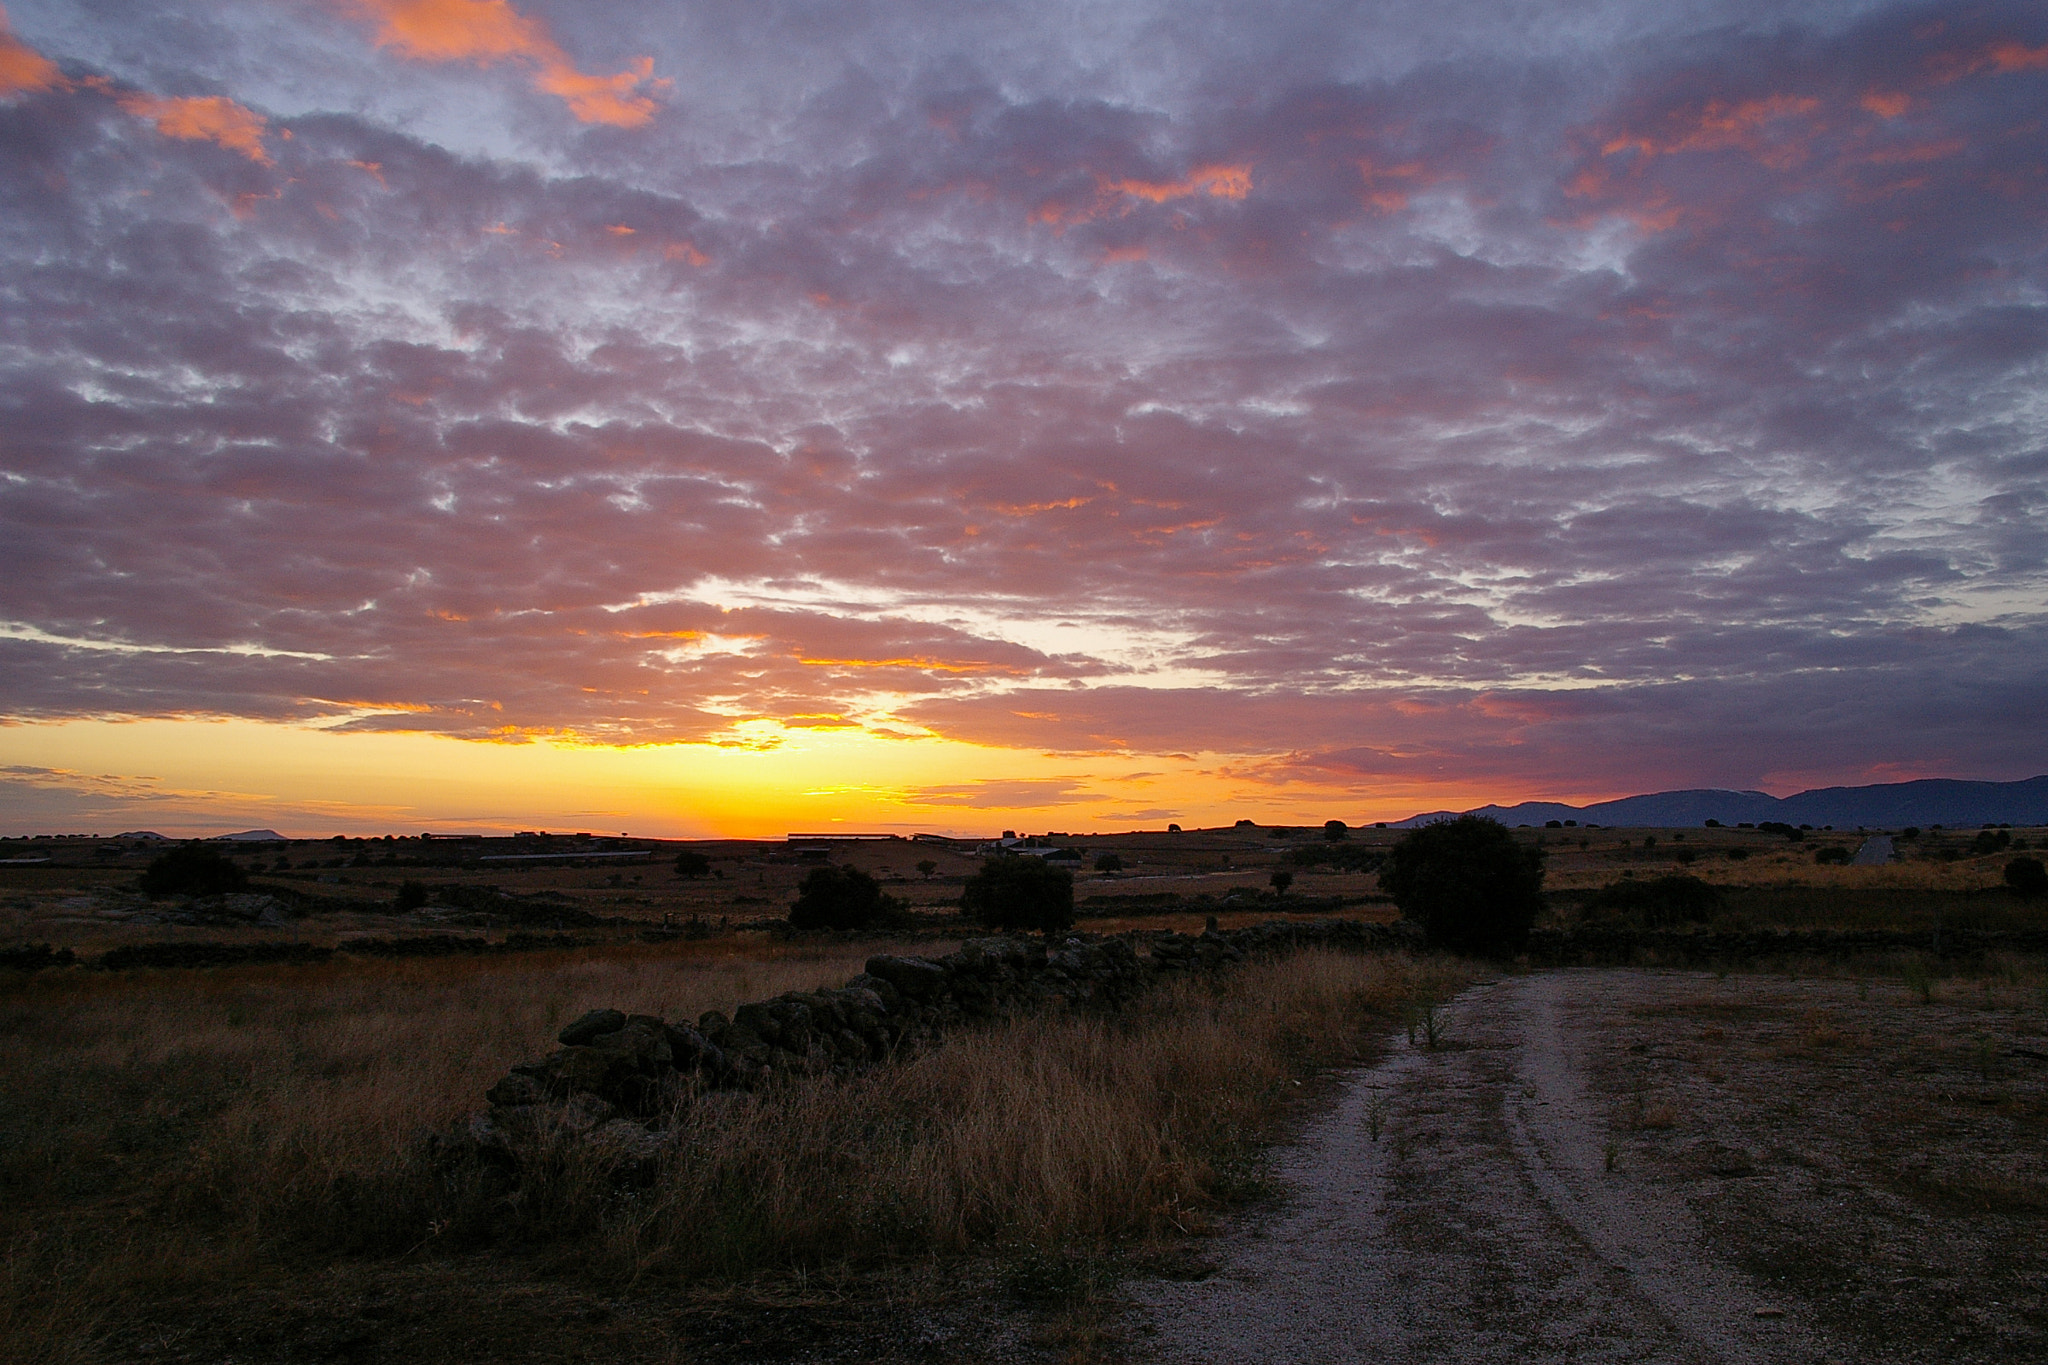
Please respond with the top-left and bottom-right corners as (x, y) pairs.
(1, 0), (2044, 795)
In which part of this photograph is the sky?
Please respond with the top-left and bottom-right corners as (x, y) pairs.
(1, 0), (2044, 838)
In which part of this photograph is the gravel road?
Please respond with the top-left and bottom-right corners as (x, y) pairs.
(1135, 971), (1830, 1363)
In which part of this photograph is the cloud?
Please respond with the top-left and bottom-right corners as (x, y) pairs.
(0, 7), (61, 97)
(903, 778), (1093, 809)
(0, 0), (2045, 805)
(112, 90), (272, 163)
(342, 0), (663, 126)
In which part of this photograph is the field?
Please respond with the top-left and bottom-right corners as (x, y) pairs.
(2, 822), (2044, 1362)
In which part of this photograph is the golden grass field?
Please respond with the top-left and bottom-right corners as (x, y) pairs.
(0, 934), (1462, 1364)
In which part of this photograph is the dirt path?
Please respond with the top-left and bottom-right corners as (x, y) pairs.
(1134, 971), (1827, 1363)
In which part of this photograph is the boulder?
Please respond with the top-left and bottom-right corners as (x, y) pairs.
(559, 1008), (627, 1046)
(864, 954), (951, 1000)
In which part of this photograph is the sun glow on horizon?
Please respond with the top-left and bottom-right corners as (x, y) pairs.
(0, 717), (1564, 839)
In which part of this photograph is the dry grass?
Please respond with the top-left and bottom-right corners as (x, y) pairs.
(0, 938), (1452, 1359)
(0, 940), (924, 1265)
(580, 949), (1451, 1282)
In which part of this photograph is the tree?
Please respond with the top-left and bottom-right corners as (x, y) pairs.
(916, 859), (938, 880)
(1323, 820), (1348, 841)
(788, 863), (894, 930)
(1270, 869), (1293, 896)
(961, 855), (1074, 935)
(1093, 852), (1124, 872)
(1379, 816), (1544, 958)
(673, 850), (711, 878)
(2006, 856), (2048, 899)
(138, 843), (249, 898)
(395, 880), (430, 913)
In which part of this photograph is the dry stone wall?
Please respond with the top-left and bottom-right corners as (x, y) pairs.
(465, 918), (1418, 1164)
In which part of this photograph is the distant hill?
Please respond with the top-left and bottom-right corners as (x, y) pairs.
(210, 829), (288, 842)
(1395, 775), (2048, 830)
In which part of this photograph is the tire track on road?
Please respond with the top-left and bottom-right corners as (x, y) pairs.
(1134, 971), (1826, 1363)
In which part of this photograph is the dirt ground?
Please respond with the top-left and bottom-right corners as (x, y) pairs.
(1133, 967), (2048, 1363)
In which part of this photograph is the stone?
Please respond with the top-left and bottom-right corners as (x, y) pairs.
(486, 1071), (545, 1107)
(864, 954), (950, 999)
(559, 1008), (627, 1046)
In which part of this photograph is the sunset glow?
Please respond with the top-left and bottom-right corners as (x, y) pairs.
(2, 0), (2044, 837)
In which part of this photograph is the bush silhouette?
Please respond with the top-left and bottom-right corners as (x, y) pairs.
(961, 855), (1074, 935)
(673, 850), (711, 878)
(788, 864), (894, 930)
(138, 844), (249, 898)
(1973, 829), (2013, 856)
(1379, 816), (1543, 958)
(2006, 856), (2048, 899)
(394, 880), (430, 912)
(1093, 853), (1124, 872)
(1323, 820), (1348, 841)
(1813, 846), (1851, 865)
(1583, 874), (1722, 928)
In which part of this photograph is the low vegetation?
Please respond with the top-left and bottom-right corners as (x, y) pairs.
(1381, 816), (1544, 957)
(786, 862), (900, 930)
(0, 934), (1458, 1360)
(136, 844), (248, 898)
(961, 854), (1076, 934)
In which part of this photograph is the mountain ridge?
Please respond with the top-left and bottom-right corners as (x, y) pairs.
(1393, 775), (2048, 829)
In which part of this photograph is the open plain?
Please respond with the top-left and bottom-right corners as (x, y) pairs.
(2, 824), (2044, 1363)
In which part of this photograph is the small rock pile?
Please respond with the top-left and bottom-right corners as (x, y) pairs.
(466, 918), (1418, 1165)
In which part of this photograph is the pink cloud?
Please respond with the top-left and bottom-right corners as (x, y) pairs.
(343, 0), (663, 127)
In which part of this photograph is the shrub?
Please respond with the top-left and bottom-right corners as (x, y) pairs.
(1270, 870), (1293, 896)
(1379, 816), (1543, 958)
(1726, 847), (1750, 862)
(961, 855), (1074, 935)
(394, 880), (430, 913)
(1972, 829), (2013, 857)
(1583, 874), (1722, 928)
(138, 844), (249, 898)
(2006, 857), (2048, 899)
(1759, 822), (1804, 842)
(1814, 846), (1851, 865)
(1286, 842), (1383, 872)
(673, 850), (711, 878)
(1092, 853), (1124, 872)
(788, 864), (895, 931)
(1323, 820), (1348, 841)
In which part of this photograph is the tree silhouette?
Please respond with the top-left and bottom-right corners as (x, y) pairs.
(1380, 816), (1543, 958)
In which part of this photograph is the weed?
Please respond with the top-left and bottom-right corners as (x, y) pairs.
(999, 1244), (1109, 1304)
(1419, 1001), (1446, 1050)
(1365, 1093), (1389, 1141)
(1604, 1139), (1620, 1172)
(1900, 957), (1937, 1005)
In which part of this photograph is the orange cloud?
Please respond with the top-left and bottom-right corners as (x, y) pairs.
(345, 0), (662, 127)
(1032, 163), (1252, 230)
(0, 8), (64, 97)
(1601, 94), (1821, 168)
(116, 92), (272, 164)
(1102, 163), (1252, 204)
(798, 656), (1026, 676)
(1860, 90), (1913, 119)
(1930, 38), (2048, 85)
